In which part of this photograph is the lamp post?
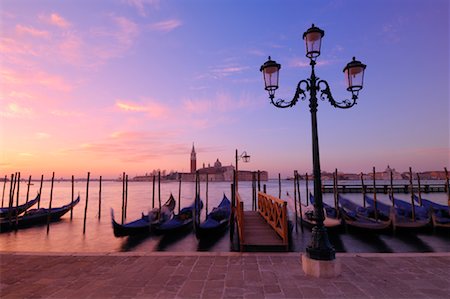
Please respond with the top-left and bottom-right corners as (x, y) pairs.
(235, 150), (250, 192)
(260, 24), (366, 261)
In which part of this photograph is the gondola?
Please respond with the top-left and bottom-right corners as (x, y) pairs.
(300, 193), (342, 230)
(364, 195), (430, 231)
(413, 195), (449, 230)
(338, 194), (392, 232)
(0, 193), (40, 218)
(0, 196), (80, 232)
(154, 196), (203, 235)
(196, 194), (231, 239)
(111, 194), (176, 237)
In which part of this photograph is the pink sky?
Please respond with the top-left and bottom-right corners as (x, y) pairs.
(1, 0), (448, 179)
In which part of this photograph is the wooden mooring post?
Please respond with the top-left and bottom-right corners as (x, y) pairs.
(7, 173), (15, 227)
(121, 172), (125, 224)
(230, 182), (235, 242)
(293, 171), (298, 232)
(125, 174), (129, 219)
(46, 172), (55, 234)
(83, 172), (90, 234)
(205, 173), (209, 216)
(178, 176), (181, 214)
(98, 176), (102, 219)
(26, 175), (31, 204)
(38, 175), (43, 208)
(296, 171), (303, 232)
(305, 172), (309, 205)
(14, 172), (21, 230)
(71, 175), (74, 220)
(445, 167), (449, 206)
(278, 173), (281, 198)
(1, 175), (6, 208)
(152, 175), (156, 209)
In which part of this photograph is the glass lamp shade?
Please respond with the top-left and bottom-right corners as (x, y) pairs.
(343, 57), (367, 92)
(303, 24), (324, 59)
(242, 154), (250, 163)
(260, 57), (281, 96)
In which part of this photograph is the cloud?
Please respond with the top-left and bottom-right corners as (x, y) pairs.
(40, 13), (71, 28)
(66, 130), (189, 163)
(115, 99), (168, 119)
(183, 92), (255, 115)
(148, 19), (182, 32)
(0, 103), (33, 118)
(15, 24), (50, 38)
(123, 0), (160, 16)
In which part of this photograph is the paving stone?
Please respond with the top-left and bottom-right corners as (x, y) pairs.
(1, 253), (450, 299)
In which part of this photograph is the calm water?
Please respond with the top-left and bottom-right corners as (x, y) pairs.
(1, 179), (449, 253)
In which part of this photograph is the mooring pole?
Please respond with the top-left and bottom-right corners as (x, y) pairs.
(152, 175), (156, 209)
(296, 171), (304, 232)
(372, 167), (378, 221)
(46, 172), (55, 234)
(178, 175), (181, 214)
(26, 175), (31, 204)
(206, 173), (209, 216)
(230, 181), (235, 242)
(293, 171), (298, 233)
(445, 167), (449, 206)
(409, 167), (415, 221)
(416, 173), (422, 206)
(278, 173), (281, 198)
(7, 173), (15, 227)
(257, 170), (261, 192)
(1, 175), (6, 208)
(14, 172), (21, 230)
(71, 175), (74, 220)
(83, 172), (90, 234)
(98, 176), (102, 220)
(38, 174), (43, 208)
(121, 172), (125, 224)
(360, 172), (366, 207)
(125, 174), (129, 219)
(158, 171), (161, 214)
(305, 172), (309, 205)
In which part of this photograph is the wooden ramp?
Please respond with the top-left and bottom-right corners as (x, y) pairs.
(235, 192), (289, 252)
(241, 211), (287, 251)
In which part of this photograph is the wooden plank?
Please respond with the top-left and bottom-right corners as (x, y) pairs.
(241, 211), (285, 247)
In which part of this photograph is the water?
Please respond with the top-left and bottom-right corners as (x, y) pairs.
(1, 179), (448, 253)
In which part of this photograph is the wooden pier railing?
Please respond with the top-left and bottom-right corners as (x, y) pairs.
(257, 192), (289, 249)
(234, 191), (289, 251)
(235, 192), (245, 250)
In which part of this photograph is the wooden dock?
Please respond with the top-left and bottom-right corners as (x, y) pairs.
(235, 192), (289, 252)
(241, 211), (286, 251)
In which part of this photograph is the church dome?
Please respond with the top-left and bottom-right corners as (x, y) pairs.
(214, 159), (222, 168)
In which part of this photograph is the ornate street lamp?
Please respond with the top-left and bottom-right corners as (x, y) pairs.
(260, 24), (366, 262)
(235, 150), (250, 192)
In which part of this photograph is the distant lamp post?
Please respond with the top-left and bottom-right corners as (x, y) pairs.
(260, 24), (366, 262)
(235, 150), (250, 192)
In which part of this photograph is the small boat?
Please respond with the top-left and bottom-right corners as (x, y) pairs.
(111, 194), (176, 237)
(364, 195), (430, 231)
(196, 194), (231, 239)
(413, 195), (449, 230)
(338, 194), (391, 232)
(300, 193), (342, 230)
(155, 196), (203, 235)
(0, 194), (40, 218)
(0, 196), (80, 232)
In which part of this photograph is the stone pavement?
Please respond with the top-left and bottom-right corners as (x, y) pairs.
(1, 252), (449, 298)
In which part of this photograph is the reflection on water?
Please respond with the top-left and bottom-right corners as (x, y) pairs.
(1, 180), (448, 253)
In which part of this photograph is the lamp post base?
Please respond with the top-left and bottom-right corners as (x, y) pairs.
(306, 225), (336, 260)
(301, 254), (341, 278)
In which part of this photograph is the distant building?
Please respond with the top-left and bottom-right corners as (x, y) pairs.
(133, 144), (269, 182)
(190, 143), (196, 173)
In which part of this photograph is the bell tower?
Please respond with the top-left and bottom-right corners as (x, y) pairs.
(190, 143), (196, 173)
